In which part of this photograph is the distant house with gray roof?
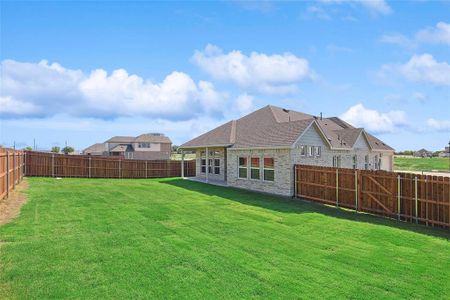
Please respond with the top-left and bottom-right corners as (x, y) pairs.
(413, 148), (433, 158)
(83, 133), (172, 160)
(179, 105), (394, 196)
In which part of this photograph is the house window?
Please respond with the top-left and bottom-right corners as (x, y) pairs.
(332, 155), (341, 168)
(200, 151), (206, 157)
(263, 157), (274, 181)
(214, 159), (220, 174)
(314, 146), (321, 157)
(374, 155), (379, 170)
(365, 155), (369, 170)
(138, 142), (151, 148)
(201, 159), (206, 173)
(307, 146), (314, 157)
(352, 155), (357, 169)
(300, 145), (306, 156)
(238, 157), (248, 179)
(208, 159), (213, 173)
(250, 157), (260, 180)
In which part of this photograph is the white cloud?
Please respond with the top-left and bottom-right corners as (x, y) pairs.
(0, 96), (39, 115)
(191, 44), (313, 95)
(426, 118), (450, 131)
(416, 22), (450, 46)
(318, 0), (392, 15)
(234, 93), (254, 114)
(380, 33), (416, 49)
(306, 6), (331, 20)
(379, 54), (450, 86)
(381, 22), (450, 48)
(412, 92), (426, 103)
(0, 59), (227, 119)
(340, 103), (408, 134)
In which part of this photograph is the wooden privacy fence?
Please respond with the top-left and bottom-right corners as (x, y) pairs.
(0, 148), (25, 200)
(295, 164), (450, 229)
(25, 151), (196, 179)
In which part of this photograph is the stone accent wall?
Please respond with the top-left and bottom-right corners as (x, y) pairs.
(194, 147), (226, 181)
(227, 148), (293, 196)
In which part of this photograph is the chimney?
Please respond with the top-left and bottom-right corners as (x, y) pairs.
(320, 112), (323, 120)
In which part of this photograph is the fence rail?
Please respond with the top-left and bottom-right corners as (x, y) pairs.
(295, 164), (450, 229)
(25, 151), (196, 179)
(0, 148), (26, 200)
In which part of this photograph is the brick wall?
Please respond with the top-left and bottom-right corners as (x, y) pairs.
(227, 148), (293, 196)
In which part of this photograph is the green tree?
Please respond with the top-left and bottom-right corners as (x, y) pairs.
(51, 146), (60, 153)
(62, 146), (75, 154)
(24, 146), (33, 151)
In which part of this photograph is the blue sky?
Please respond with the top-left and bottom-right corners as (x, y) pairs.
(0, 0), (449, 151)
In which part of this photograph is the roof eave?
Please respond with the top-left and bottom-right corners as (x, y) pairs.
(179, 144), (233, 149)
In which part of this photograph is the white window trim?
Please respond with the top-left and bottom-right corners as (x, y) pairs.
(250, 157), (261, 180)
(200, 158), (206, 174)
(238, 156), (248, 179)
(315, 146), (321, 157)
(300, 145), (306, 156)
(263, 157), (275, 182)
(214, 158), (220, 175)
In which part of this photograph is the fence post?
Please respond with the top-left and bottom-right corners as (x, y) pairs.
(88, 157), (92, 178)
(354, 170), (358, 211)
(145, 160), (148, 178)
(6, 151), (9, 198)
(24, 151), (27, 177)
(12, 152), (16, 189)
(415, 176), (418, 224)
(293, 165), (297, 198)
(119, 160), (122, 179)
(397, 175), (401, 221)
(52, 154), (55, 177)
(336, 168), (339, 207)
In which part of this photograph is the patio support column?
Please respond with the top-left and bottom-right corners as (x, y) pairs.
(181, 150), (185, 178)
(205, 147), (209, 183)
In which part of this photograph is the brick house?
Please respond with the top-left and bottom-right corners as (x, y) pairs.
(179, 105), (394, 196)
(83, 133), (172, 160)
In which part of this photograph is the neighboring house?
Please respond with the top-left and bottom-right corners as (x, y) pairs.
(179, 105), (394, 196)
(413, 148), (433, 158)
(83, 133), (172, 160)
(438, 146), (450, 158)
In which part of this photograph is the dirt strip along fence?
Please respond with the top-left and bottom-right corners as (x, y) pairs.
(0, 148), (26, 200)
(295, 164), (450, 229)
(25, 151), (196, 179)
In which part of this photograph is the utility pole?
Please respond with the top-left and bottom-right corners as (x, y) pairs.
(33, 138), (36, 150)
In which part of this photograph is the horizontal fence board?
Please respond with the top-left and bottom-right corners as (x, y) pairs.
(24, 151), (196, 179)
(295, 164), (449, 229)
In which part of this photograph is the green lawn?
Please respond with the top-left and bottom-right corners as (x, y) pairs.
(1, 178), (449, 299)
(394, 156), (449, 172)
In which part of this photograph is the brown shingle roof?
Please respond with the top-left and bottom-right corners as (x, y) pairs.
(83, 143), (106, 154)
(180, 120), (235, 148)
(180, 105), (394, 151)
(134, 134), (171, 143)
(105, 134), (171, 144)
(105, 136), (135, 143)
